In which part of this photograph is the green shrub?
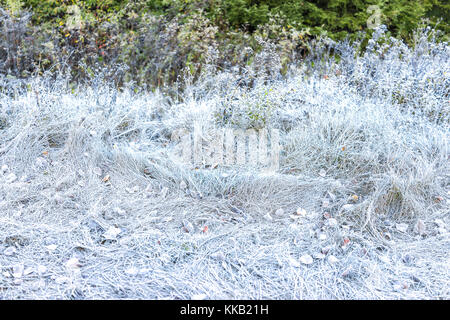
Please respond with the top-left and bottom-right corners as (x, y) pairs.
(0, 0), (448, 88)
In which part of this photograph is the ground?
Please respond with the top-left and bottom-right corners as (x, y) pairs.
(0, 28), (449, 299)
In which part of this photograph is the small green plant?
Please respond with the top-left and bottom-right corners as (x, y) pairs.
(5, 0), (22, 15)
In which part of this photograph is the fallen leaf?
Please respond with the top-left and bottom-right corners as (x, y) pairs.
(396, 223), (409, 233)
(328, 255), (339, 264)
(202, 226), (208, 233)
(93, 167), (102, 176)
(55, 276), (70, 284)
(393, 281), (409, 291)
(125, 267), (139, 276)
(313, 252), (326, 259)
(288, 257), (301, 267)
(114, 207), (126, 215)
(103, 226), (121, 240)
(326, 218), (338, 227)
(343, 237), (350, 246)
(35, 157), (46, 167)
(4, 247), (16, 256)
(342, 204), (353, 211)
(296, 207), (306, 216)
(1, 164), (9, 173)
(341, 266), (354, 278)
(23, 267), (34, 276)
(5, 173), (17, 183)
(53, 193), (65, 204)
(299, 254), (313, 265)
(65, 257), (81, 270)
(30, 279), (45, 291)
(45, 244), (58, 252)
(379, 255), (390, 264)
(414, 219), (426, 236)
(12, 264), (24, 278)
(102, 175), (110, 182)
(4, 235), (28, 246)
(321, 246), (333, 254)
(211, 252), (225, 261)
(351, 195), (359, 201)
(37, 265), (47, 274)
(144, 184), (152, 193)
(126, 186), (139, 194)
(182, 220), (194, 233)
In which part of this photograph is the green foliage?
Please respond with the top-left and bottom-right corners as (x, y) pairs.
(2, 0), (448, 39)
(169, 0), (448, 39)
(0, 0), (448, 88)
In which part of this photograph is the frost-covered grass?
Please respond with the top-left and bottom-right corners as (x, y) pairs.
(0, 27), (449, 299)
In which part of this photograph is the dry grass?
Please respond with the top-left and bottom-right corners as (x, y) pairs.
(0, 27), (449, 299)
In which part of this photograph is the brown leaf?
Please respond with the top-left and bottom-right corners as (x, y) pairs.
(414, 219), (426, 236)
(299, 254), (313, 265)
(296, 207), (306, 216)
(65, 257), (81, 270)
